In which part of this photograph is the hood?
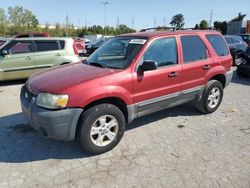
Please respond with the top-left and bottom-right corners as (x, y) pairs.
(27, 62), (118, 94)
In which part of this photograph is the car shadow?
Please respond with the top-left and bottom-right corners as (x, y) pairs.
(0, 79), (26, 86)
(0, 104), (200, 163)
(231, 70), (250, 86)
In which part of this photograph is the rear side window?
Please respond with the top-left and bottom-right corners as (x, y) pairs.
(206, 34), (229, 56)
(232, 37), (241, 44)
(181, 35), (207, 63)
(35, 41), (59, 52)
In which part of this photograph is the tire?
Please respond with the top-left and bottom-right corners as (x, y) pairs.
(236, 67), (244, 77)
(234, 54), (244, 66)
(196, 80), (224, 114)
(76, 103), (126, 155)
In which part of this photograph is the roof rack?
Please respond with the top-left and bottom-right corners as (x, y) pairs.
(140, 27), (215, 32)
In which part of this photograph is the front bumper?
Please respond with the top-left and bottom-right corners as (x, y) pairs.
(225, 70), (233, 88)
(20, 86), (83, 141)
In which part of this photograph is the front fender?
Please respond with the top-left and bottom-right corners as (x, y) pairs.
(67, 85), (133, 107)
(53, 56), (81, 66)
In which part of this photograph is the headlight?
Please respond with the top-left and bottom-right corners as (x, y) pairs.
(36, 93), (69, 109)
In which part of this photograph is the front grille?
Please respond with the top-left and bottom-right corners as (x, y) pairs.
(23, 85), (36, 103)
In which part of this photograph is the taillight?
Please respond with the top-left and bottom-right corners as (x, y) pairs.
(73, 44), (79, 55)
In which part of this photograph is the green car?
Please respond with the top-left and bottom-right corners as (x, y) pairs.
(0, 37), (81, 81)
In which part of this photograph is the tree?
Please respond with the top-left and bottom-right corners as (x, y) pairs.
(0, 8), (8, 36)
(170, 14), (185, 29)
(194, 24), (199, 30)
(199, 20), (209, 29)
(8, 6), (39, 34)
(214, 21), (227, 35)
(231, 12), (246, 22)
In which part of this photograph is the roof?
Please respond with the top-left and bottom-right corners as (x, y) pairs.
(120, 30), (220, 39)
(10, 37), (74, 41)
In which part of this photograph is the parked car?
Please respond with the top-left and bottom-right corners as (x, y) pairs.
(86, 37), (110, 54)
(20, 30), (232, 154)
(224, 35), (248, 66)
(13, 32), (49, 38)
(0, 38), (8, 47)
(238, 34), (250, 47)
(73, 38), (86, 55)
(236, 48), (250, 77)
(0, 37), (80, 81)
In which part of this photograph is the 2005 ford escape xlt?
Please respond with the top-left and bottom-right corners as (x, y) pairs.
(20, 30), (233, 154)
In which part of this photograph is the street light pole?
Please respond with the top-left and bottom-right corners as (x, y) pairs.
(101, 1), (109, 36)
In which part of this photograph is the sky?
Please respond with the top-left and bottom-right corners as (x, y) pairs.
(1, 0), (250, 30)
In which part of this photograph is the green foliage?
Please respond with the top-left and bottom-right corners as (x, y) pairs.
(0, 8), (8, 36)
(170, 14), (185, 29)
(199, 20), (209, 29)
(194, 24), (199, 30)
(231, 12), (246, 22)
(0, 6), (135, 38)
(214, 21), (228, 35)
(7, 6), (39, 35)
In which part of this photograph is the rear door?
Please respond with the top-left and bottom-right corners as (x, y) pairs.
(0, 41), (34, 80)
(32, 40), (64, 72)
(132, 37), (181, 115)
(180, 35), (212, 95)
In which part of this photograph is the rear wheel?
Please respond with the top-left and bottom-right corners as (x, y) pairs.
(196, 80), (223, 114)
(234, 54), (244, 66)
(77, 103), (126, 154)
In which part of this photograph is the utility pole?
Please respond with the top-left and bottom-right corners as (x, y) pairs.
(154, 17), (156, 28)
(101, 1), (109, 36)
(132, 18), (135, 29)
(116, 16), (119, 28)
(164, 17), (166, 28)
(209, 10), (213, 28)
(78, 18), (81, 29)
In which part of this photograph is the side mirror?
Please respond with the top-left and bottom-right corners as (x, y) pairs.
(1, 50), (8, 56)
(140, 60), (157, 71)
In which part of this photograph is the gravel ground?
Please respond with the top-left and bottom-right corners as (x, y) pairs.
(0, 70), (249, 188)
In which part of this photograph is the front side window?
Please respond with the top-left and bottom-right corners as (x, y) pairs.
(181, 35), (207, 63)
(224, 37), (232, 44)
(8, 42), (33, 54)
(206, 34), (229, 57)
(142, 37), (178, 67)
(85, 37), (146, 69)
(35, 41), (59, 52)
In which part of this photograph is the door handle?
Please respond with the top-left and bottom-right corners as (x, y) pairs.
(25, 56), (32, 61)
(55, 53), (62, 56)
(203, 65), (210, 70)
(168, 72), (178, 78)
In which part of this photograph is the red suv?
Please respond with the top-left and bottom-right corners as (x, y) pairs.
(20, 30), (233, 154)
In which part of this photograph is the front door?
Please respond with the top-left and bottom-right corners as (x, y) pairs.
(132, 37), (181, 116)
(0, 41), (34, 81)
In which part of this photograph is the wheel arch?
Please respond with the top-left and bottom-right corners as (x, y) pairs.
(75, 97), (128, 140)
(208, 74), (226, 88)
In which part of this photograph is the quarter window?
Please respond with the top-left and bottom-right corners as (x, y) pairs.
(36, 41), (59, 52)
(206, 34), (229, 56)
(181, 35), (207, 63)
(143, 37), (178, 67)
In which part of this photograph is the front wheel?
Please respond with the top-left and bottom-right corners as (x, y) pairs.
(196, 80), (224, 114)
(76, 104), (126, 155)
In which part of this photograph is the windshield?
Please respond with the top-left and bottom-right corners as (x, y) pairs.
(85, 37), (147, 69)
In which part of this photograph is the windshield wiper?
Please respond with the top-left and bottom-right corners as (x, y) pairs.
(84, 60), (107, 68)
